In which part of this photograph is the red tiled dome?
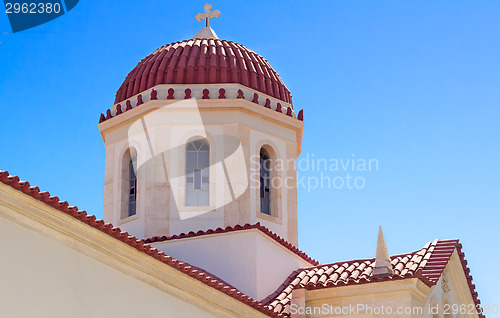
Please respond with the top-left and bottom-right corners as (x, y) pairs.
(115, 38), (293, 105)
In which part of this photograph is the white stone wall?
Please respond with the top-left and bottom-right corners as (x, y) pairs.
(0, 200), (216, 318)
(152, 229), (313, 301)
(0, 183), (272, 318)
(99, 93), (303, 244)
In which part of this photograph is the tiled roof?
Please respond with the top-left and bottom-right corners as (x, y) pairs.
(114, 39), (293, 105)
(0, 170), (283, 318)
(144, 223), (319, 266)
(0, 170), (482, 318)
(263, 239), (484, 318)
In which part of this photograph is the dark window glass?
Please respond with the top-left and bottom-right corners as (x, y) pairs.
(260, 148), (271, 215)
(128, 152), (137, 216)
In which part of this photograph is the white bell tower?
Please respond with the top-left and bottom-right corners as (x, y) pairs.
(98, 4), (304, 246)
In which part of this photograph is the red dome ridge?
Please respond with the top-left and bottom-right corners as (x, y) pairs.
(115, 39), (292, 105)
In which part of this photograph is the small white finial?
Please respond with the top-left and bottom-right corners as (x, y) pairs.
(373, 226), (394, 277)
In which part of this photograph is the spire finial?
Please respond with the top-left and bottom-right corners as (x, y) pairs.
(193, 3), (221, 39)
(373, 226), (394, 277)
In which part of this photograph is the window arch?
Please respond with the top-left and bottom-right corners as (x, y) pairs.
(121, 148), (137, 218)
(260, 147), (271, 215)
(185, 138), (210, 206)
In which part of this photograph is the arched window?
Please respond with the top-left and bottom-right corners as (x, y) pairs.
(186, 138), (210, 206)
(128, 151), (137, 216)
(260, 148), (271, 215)
(122, 148), (137, 218)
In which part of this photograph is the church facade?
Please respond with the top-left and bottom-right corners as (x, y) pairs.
(0, 4), (483, 318)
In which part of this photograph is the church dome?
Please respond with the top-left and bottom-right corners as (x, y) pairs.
(114, 38), (293, 105)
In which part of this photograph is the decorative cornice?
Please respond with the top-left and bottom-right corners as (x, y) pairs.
(99, 84), (303, 124)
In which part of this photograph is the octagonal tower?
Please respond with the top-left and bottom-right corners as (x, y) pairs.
(98, 7), (304, 246)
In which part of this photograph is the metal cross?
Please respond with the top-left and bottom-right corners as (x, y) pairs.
(195, 3), (221, 28)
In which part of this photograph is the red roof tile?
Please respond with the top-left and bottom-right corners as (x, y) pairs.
(0, 170), (482, 318)
(0, 170), (283, 318)
(262, 239), (484, 317)
(144, 223), (319, 266)
(114, 39), (293, 105)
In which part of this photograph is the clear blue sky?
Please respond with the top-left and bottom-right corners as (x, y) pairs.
(1, 0), (498, 306)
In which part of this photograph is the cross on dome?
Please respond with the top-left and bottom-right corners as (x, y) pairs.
(192, 3), (220, 39)
(195, 3), (220, 28)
